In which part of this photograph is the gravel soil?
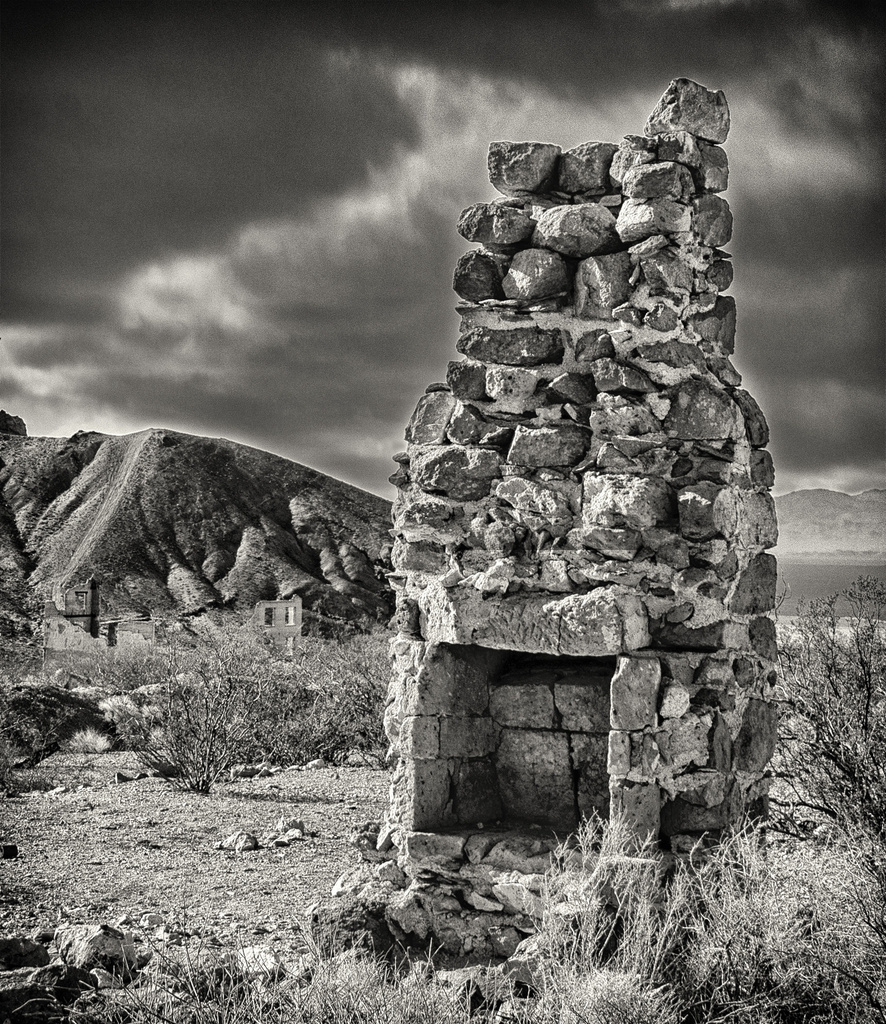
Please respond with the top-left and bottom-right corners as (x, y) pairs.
(0, 752), (388, 961)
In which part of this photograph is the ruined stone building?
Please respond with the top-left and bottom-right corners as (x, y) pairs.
(251, 598), (303, 648)
(43, 578), (154, 669)
(375, 79), (778, 956)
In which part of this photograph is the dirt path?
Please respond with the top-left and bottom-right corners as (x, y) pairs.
(1, 752), (388, 957)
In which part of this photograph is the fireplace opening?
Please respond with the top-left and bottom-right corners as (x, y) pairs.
(422, 644), (615, 832)
(490, 652), (615, 829)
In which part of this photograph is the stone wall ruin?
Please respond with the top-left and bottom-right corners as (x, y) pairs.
(377, 79), (778, 958)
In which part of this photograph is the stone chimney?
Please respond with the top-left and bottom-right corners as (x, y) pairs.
(381, 79), (777, 957)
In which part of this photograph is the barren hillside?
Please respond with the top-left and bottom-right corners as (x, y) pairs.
(0, 427), (394, 637)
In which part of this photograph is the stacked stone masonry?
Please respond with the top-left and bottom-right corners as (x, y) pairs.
(378, 79), (777, 958)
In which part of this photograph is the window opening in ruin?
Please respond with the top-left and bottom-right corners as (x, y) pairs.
(284, 606), (296, 626)
(75, 592), (87, 610)
(264, 607), (274, 626)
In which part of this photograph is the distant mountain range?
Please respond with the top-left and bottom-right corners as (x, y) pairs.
(1, 414), (882, 643)
(0, 424), (394, 640)
(774, 488), (886, 561)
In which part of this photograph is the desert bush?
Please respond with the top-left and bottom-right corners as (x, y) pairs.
(137, 633), (282, 793)
(774, 574), (886, 975)
(66, 726), (113, 754)
(99, 693), (163, 749)
(57, 640), (172, 694)
(774, 575), (886, 845)
(243, 632), (389, 766)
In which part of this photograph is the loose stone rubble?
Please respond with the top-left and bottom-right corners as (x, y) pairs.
(352, 78), (778, 960)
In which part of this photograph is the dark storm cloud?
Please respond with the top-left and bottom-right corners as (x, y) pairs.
(1, 0), (421, 321)
(2, 0), (883, 496)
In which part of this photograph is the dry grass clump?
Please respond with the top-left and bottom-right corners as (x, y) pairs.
(537, 817), (883, 1024)
(66, 726), (114, 754)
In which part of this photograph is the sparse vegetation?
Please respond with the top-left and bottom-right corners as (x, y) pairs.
(4, 578), (886, 1021)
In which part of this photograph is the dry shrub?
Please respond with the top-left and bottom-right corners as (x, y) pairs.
(245, 632), (389, 766)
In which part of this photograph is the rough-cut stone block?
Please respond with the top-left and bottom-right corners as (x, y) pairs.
(608, 731), (631, 775)
(547, 371), (596, 405)
(732, 388), (769, 447)
(645, 304), (681, 332)
(645, 78), (730, 144)
(503, 248), (571, 300)
(484, 836), (557, 873)
(400, 716), (441, 759)
(583, 474), (674, 530)
(457, 203), (536, 246)
(403, 831), (467, 869)
(411, 445), (501, 501)
(391, 759), (454, 831)
(447, 359), (488, 401)
(403, 642), (499, 717)
(750, 449), (775, 488)
(664, 380), (742, 440)
(656, 131), (701, 167)
(439, 716), (497, 758)
(458, 325), (566, 366)
(496, 729), (576, 827)
(728, 553), (777, 615)
(485, 366), (538, 410)
(575, 252), (632, 319)
(623, 161), (693, 201)
(659, 682), (691, 719)
(416, 586), (646, 656)
(616, 198), (691, 243)
(609, 135), (656, 186)
(706, 258), (733, 292)
(574, 329), (615, 362)
(555, 679), (610, 732)
(696, 142), (728, 192)
(735, 698), (778, 771)
(590, 395), (662, 436)
(453, 250), (507, 301)
(641, 250), (693, 292)
(610, 655), (661, 730)
(692, 295), (736, 354)
(495, 477), (574, 533)
(582, 526), (642, 561)
(709, 489), (778, 551)
(609, 780), (661, 840)
(392, 538), (447, 573)
(488, 141), (561, 196)
(507, 424), (589, 467)
(571, 732), (610, 817)
(558, 141), (618, 193)
(447, 403), (508, 448)
(490, 683), (555, 728)
(591, 358), (656, 394)
(678, 481), (723, 541)
(693, 195), (733, 247)
(532, 204), (620, 259)
(406, 392), (456, 445)
(749, 617), (777, 661)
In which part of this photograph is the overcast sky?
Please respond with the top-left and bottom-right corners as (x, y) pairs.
(2, 0), (883, 498)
